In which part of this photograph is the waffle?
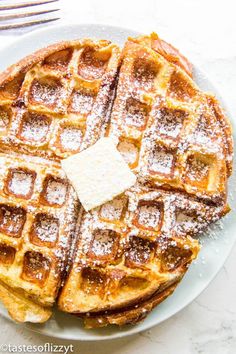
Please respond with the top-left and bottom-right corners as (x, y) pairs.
(0, 39), (120, 322)
(0, 39), (120, 158)
(109, 34), (232, 201)
(58, 34), (232, 327)
(0, 33), (232, 327)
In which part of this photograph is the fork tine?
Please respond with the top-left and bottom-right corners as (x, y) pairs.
(0, 9), (59, 21)
(0, 17), (59, 30)
(0, 0), (59, 11)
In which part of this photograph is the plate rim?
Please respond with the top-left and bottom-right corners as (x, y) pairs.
(0, 22), (235, 341)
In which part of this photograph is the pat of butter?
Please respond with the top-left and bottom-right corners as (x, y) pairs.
(61, 137), (136, 211)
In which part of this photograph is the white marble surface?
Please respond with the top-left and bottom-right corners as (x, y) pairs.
(0, 0), (235, 353)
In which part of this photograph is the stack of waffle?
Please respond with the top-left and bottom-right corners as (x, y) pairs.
(0, 39), (120, 322)
(0, 33), (232, 327)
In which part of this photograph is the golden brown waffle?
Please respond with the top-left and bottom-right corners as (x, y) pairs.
(109, 34), (232, 202)
(0, 33), (232, 327)
(58, 34), (232, 327)
(0, 39), (120, 322)
(59, 186), (227, 326)
(0, 39), (120, 159)
(0, 152), (78, 302)
(0, 150), (79, 321)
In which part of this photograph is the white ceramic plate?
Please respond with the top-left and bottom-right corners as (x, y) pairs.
(0, 24), (235, 341)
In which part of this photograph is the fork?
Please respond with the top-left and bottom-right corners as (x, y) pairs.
(0, 0), (60, 30)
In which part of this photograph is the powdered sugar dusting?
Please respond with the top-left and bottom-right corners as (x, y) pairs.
(30, 79), (63, 106)
(20, 113), (50, 142)
(149, 149), (174, 174)
(45, 178), (67, 206)
(156, 108), (185, 138)
(70, 90), (95, 114)
(127, 236), (152, 264)
(0, 205), (26, 236)
(8, 170), (34, 197)
(137, 204), (161, 229)
(100, 198), (125, 221)
(34, 214), (59, 244)
(78, 48), (108, 80)
(60, 127), (83, 151)
(91, 229), (116, 257)
(125, 99), (148, 128)
(133, 57), (158, 90)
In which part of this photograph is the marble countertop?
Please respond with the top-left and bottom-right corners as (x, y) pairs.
(0, 0), (235, 353)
